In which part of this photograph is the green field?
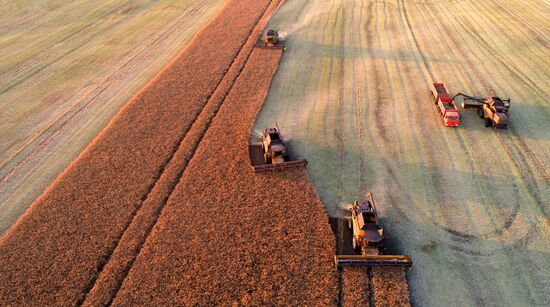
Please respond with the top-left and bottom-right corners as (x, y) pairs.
(0, 0), (225, 233)
(255, 0), (550, 305)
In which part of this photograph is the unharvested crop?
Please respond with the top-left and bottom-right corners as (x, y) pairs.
(83, 0), (284, 305)
(111, 47), (338, 305)
(371, 267), (410, 306)
(341, 267), (370, 306)
(0, 0), (273, 304)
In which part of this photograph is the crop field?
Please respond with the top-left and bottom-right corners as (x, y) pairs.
(0, 0), (277, 304)
(110, 46), (339, 305)
(0, 0), (225, 234)
(1, 0), (548, 305)
(255, 0), (550, 305)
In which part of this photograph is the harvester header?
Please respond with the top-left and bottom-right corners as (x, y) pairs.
(335, 255), (412, 268)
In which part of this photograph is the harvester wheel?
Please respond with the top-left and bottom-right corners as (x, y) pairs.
(484, 118), (492, 127)
(478, 108), (484, 118)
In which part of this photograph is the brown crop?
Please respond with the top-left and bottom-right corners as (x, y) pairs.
(0, 0), (273, 305)
(372, 266), (411, 306)
(111, 47), (338, 305)
(82, 1), (284, 305)
(342, 267), (371, 306)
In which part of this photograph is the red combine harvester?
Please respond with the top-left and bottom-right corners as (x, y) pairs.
(430, 83), (460, 127)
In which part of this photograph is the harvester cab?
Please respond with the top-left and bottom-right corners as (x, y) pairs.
(262, 29), (286, 51)
(249, 124), (308, 172)
(350, 198), (384, 255)
(335, 192), (412, 268)
(261, 127), (288, 164)
(264, 29), (279, 46)
(452, 93), (511, 129)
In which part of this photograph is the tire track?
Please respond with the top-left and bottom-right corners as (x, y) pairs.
(300, 0), (331, 141)
(0, 1), (136, 93)
(491, 0), (550, 49)
(316, 1), (345, 306)
(444, 1), (548, 206)
(402, 2), (548, 304)
(412, 0), (540, 254)
(337, 0), (346, 208)
(454, 0), (549, 100)
(336, 2), (346, 303)
(350, 0), (367, 195)
(423, 1), (523, 241)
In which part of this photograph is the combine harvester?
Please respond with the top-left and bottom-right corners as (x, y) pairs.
(335, 192), (412, 268)
(260, 29), (286, 51)
(249, 124), (307, 172)
(452, 93), (511, 129)
(430, 83), (460, 127)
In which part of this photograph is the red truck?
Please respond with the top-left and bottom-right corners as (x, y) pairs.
(430, 83), (460, 127)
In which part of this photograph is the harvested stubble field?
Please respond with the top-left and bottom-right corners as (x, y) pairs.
(0, 0), (225, 234)
(0, 0), (276, 304)
(111, 47), (339, 305)
(256, 0), (550, 305)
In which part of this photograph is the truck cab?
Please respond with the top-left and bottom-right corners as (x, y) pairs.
(264, 29), (279, 46)
(443, 110), (460, 127)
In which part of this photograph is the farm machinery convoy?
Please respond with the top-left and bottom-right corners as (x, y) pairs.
(430, 82), (511, 129)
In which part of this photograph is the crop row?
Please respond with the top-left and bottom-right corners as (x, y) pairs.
(371, 267), (410, 306)
(341, 267), (370, 306)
